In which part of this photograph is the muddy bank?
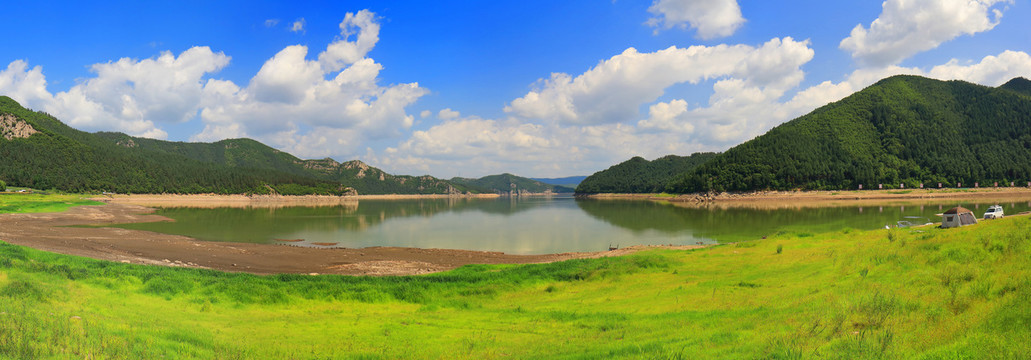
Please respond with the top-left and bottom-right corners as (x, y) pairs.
(584, 188), (1031, 210)
(96, 193), (500, 209)
(0, 202), (700, 276)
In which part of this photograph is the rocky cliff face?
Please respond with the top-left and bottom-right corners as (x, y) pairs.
(0, 114), (38, 141)
(300, 158), (342, 173)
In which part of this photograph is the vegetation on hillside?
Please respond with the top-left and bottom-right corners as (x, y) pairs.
(450, 173), (575, 194)
(2, 197), (1030, 358)
(0, 97), (471, 195)
(93, 132), (473, 195)
(575, 153), (717, 194)
(666, 76), (1031, 193)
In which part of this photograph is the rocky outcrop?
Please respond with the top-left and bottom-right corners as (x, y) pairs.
(0, 114), (38, 140)
(116, 138), (138, 148)
(342, 160), (371, 178)
(301, 158), (342, 172)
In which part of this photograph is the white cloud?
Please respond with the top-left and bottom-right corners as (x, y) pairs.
(419, 110), (431, 118)
(291, 18), (306, 33)
(646, 0), (745, 39)
(505, 37), (813, 129)
(374, 115), (714, 178)
(927, 50), (1031, 86)
(248, 45), (324, 103)
(264, 19), (280, 27)
(0, 60), (53, 111)
(319, 10), (380, 72)
(1, 9), (422, 152)
(438, 108), (460, 120)
(381, 42), (1031, 178)
(1, 47), (229, 139)
(192, 10), (427, 159)
(637, 99), (693, 133)
(782, 50), (1031, 114)
(840, 0), (1010, 67)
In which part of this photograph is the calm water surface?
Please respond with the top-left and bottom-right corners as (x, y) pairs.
(112, 196), (1031, 254)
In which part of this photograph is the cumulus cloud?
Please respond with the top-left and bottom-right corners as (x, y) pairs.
(0, 47), (229, 139)
(840, 0), (1010, 67)
(0, 60), (53, 110)
(505, 37), (813, 129)
(376, 37), (819, 176)
(319, 10), (380, 72)
(927, 50), (1031, 86)
(374, 116), (708, 177)
(646, 0), (745, 39)
(437, 108), (460, 120)
(192, 10), (427, 159)
(290, 18), (306, 33)
(782, 50), (1031, 115)
(0, 9), (422, 152)
(379, 39), (1031, 178)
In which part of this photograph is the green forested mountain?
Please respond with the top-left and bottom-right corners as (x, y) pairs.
(575, 153), (718, 194)
(450, 173), (575, 194)
(0, 96), (471, 195)
(92, 132), (471, 195)
(999, 77), (1031, 96)
(666, 75), (1031, 193)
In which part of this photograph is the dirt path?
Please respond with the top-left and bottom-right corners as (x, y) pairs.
(0, 202), (698, 276)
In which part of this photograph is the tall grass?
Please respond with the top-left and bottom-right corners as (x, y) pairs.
(1, 212), (1030, 358)
(0, 192), (102, 214)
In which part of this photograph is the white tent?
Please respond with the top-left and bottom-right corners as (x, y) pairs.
(940, 207), (977, 228)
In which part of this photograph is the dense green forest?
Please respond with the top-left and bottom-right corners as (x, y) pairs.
(90, 133), (473, 195)
(0, 97), (472, 195)
(664, 76), (1031, 193)
(450, 173), (575, 194)
(575, 153), (717, 194)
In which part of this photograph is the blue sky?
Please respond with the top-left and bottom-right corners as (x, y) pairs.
(2, 1), (1029, 178)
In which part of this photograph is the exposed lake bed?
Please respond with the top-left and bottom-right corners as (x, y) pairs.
(4, 189), (1030, 276)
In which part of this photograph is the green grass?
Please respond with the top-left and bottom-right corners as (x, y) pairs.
(0, 192), (103, 214)
(1, 200), (1030, 358)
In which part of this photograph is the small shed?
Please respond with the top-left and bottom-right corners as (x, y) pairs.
(940, 206), (977, 228)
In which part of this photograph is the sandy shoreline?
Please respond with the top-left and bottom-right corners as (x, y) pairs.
(0, 200), (701, 276)
(94, 193), (501, 208)
(584, 188), (1031, 209)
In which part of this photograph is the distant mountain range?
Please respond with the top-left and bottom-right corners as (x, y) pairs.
(0, 96), (549, 195)
(531, 176), (587, 188)
(578, 75), (1031, 194)
(451, 173), (575, 194)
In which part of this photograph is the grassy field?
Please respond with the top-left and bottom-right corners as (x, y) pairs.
(0, 192), (103, 214)
(1, 196), (1029, 358)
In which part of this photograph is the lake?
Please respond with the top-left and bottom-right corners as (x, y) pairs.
(110, 196), (1031, 255)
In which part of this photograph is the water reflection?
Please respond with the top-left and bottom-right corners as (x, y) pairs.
(110, 196), (1031, 254)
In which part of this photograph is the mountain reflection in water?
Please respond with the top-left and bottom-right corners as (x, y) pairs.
(108, 197), (1031, 254)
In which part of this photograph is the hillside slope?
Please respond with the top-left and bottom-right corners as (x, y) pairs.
(0, 97), (469, 195)
(450, 173), (575, 194)
(575, 153), (718, 194)
(0, 97), (344, 195)
(666, 75), (1031, 193)
(93, 132), (470, 195)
